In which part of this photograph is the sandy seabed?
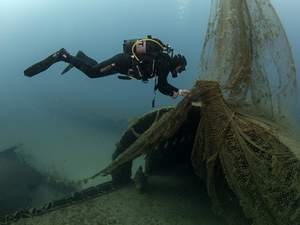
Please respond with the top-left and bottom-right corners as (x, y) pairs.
(0, 103), (227, 225)
(10, 166), (227, 225)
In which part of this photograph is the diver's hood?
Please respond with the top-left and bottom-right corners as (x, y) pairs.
(171, 54), (187, 70)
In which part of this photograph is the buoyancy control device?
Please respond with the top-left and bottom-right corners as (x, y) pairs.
(119, 35), (174, 83)
(119, 35), (174, 108)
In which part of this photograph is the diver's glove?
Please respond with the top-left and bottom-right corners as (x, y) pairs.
(179, 89), (190, 97)
(171, 89), (190, 99)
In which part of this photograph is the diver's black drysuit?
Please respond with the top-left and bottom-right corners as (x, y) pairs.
(24, 49), (179, 97)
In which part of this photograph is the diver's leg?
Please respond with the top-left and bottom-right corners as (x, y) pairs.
(92, 53), (132, 77)
(23, 48), (101, 78)
(65, 53), (132, 78)
(24, 48), (70, 77)
(24, 48), (99, 78)
(24, 49), (132, 79)
(62, 54), (103, 78)
(61, 51), (98, 75)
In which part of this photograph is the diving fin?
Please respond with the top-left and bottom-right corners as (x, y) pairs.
(61, 64), (74, 75)
(24, 48), (69, 77)
(61, 50), (98, 75)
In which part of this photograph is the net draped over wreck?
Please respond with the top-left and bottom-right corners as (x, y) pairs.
(84, 0), (300, 224)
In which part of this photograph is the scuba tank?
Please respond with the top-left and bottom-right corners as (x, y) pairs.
(123, 35), (173, 61)
(121, 35), (174, 108)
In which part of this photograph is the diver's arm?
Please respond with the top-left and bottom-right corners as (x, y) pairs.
(156, 60), (179, 97)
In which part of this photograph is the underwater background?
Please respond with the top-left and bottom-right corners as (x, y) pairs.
(0, 0), (299, 202)
(0, 0), (211, 185)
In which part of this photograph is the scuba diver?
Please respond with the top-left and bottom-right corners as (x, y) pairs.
(24, 36), (190, 103)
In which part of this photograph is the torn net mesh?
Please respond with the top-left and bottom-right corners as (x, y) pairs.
(192, 0), (300, 224)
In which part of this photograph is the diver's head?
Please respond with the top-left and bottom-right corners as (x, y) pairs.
(171, 54), (187, 78)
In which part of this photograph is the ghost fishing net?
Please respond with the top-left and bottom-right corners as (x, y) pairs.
(192, 0), (300, 224)
(198, 0), (297, 123)
(80, 0), (300, 224)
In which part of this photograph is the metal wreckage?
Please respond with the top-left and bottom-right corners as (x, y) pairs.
(1, 0), (300, 224)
